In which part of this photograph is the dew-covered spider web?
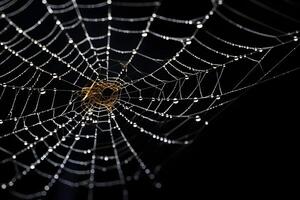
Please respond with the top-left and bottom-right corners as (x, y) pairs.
(0, 0), (299, 199)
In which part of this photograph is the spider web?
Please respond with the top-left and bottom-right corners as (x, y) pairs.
(0, 0), (299, 199)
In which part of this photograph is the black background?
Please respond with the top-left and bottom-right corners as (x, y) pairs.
(128, 1), (300, 199)
(155, 1), (300, 199)
(156, 69), (300, 200)
(1, 0), (300, 199)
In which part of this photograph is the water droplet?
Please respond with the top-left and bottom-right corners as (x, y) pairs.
(142, 32), (148, 37)
(1, 184), (7, 190)
(196, 22), (203, 29)
(155, 182), (162, 189)
(185, 39), (192, 45)
(173, 98), (179, 104)
(195, 115), (201, 122)
(293, 36), (298, 42)
(40, 89), (46, 95)
(44, 185), (50, 191)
